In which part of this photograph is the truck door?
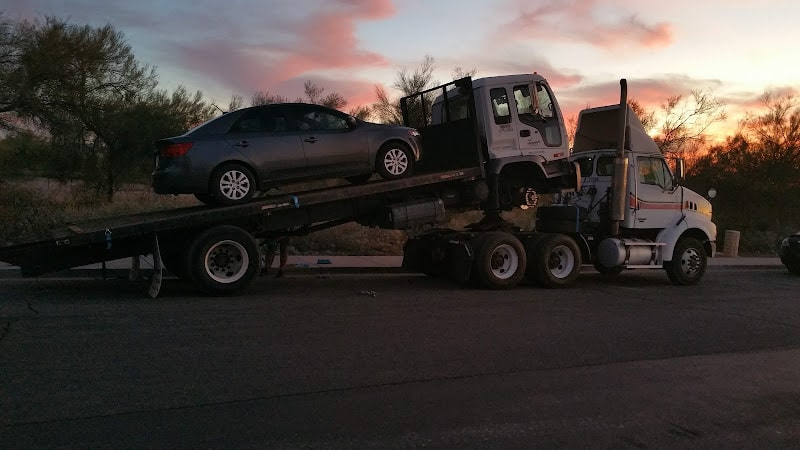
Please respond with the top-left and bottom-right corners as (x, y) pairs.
(512, 83), (565, 158)
(631, 156), (682, 228)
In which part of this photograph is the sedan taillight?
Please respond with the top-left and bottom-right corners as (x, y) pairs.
(160, 142), (193, 158)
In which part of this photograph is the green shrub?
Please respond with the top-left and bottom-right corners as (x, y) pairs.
(0, 183), (67, 246)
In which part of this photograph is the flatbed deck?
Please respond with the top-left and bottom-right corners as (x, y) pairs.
(0, 167), (483, 276)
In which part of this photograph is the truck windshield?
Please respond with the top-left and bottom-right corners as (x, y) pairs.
(513, 85), (536, 124)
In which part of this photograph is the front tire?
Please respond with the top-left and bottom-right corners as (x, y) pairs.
(210, 163), (256, 205)
(186, 225), (259, 295)
(665, 237), (707, 285)
(470, 232), (526, 289)
(376, 143), (413, 180)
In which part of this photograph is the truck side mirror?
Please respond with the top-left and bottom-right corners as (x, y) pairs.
(674, 158), (685, 184)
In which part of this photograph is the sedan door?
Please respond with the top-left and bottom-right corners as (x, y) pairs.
(293, 105), (370, 177)
(224, 105), (306, 184)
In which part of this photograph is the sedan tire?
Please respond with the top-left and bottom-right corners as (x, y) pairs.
(210, 163), (256, 206)
(376, 143), (413, 180)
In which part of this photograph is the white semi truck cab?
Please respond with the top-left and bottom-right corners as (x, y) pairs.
(541, 92), (717, 284)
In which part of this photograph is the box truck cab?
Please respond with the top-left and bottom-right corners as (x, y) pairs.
(425, 74), (576, 210)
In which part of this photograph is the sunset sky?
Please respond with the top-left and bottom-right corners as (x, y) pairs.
(4, 0), (799, 139)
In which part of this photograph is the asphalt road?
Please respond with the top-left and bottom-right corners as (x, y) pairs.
(2, 267), (800, 448)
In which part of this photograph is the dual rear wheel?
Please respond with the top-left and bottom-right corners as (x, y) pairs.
(468, 232), (582, 289)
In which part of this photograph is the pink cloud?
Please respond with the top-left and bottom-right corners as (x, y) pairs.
(164, 0), (395, 100)
(505, 0), (673, 50)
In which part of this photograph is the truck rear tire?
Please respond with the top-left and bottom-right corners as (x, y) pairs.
(186, 225), (259, 295)
(470, 232), (526, 290)
(531, 234), (581, 288)
(665, 237), (706, 285)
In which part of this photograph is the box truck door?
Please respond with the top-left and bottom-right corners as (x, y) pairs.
(512, 83), (565, 159)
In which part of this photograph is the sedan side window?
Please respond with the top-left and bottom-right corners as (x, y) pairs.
(299, 109), (350, 132)
(230, 108), (289, 133)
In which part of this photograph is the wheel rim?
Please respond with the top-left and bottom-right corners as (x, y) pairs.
(382, 148), (409, 176)
(679, 246), (702, 277)
(203, 240), (249, 284)
(219, 170), (251, 200)
(548, 244), (576, 279)
(489, 244), (519, 280)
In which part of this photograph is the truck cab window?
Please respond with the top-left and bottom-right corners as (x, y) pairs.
(574, 156), (595, 177)
(638, 157), (674, 189)
(596, 156), (615, 176)
(490, 88), (511, 124)
(513, 85), (536, 125)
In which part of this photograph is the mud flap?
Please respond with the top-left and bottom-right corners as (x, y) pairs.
(129, 256), (141, 282)
(447, 241), (473, 283)
(148, 235), (163, 299)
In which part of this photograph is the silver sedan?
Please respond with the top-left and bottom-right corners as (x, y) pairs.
(152, 103), (422, 205)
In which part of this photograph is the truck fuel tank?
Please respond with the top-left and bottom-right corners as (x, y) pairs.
(597, 237), (664, 269)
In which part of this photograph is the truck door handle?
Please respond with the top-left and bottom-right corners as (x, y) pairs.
(234, 140), (249, 148)
(304, 137), (318, 143)
(519, 130), (530, 137)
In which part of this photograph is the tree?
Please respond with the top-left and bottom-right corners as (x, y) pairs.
(687, 88), (800, 249)
(9, 17), (214, 199)
(250, 80), (370, 119)
(653, 89), (726, 157)
(740, 88), (800, 174)
(303, 80), (346, 110)
(251, 91), (292, 106)
(373, 55), (476, 125)
(372, 55), (436, 125)
(627, 98), (656, 132)
(0, 13), (20, 131)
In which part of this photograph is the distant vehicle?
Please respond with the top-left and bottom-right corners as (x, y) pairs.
(152, 103), (422, 205)
(780, 232), (800, 275)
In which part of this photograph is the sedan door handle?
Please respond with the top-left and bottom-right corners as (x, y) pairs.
(519, 130), (531, 137)
(304, 137), (318, 143)
(234, 140), (249, 148)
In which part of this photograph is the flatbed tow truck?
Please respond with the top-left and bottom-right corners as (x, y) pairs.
(0, 75), (716, 297)
(0, 165), (487, 296)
